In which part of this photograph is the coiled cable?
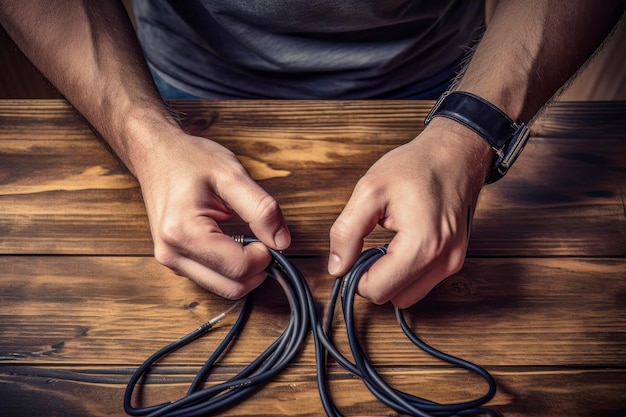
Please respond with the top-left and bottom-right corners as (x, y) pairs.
(319, 245), (498, 417)
(124, 237), (497, 417)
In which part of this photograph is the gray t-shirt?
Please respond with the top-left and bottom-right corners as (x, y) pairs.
(133, 0), (485, 99)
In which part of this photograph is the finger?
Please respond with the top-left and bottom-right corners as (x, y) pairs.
(156, 221), (272, 282)
(221, 174), (291, 250)
(173, 255), (269, 300)
(389, 240), (468, 308)
(184, 232), (272, 280)
(388, 266), (447, 309)
(328, 178), (385, 276)
(356, 232), (425, 305)
(358, 231), (467, 308)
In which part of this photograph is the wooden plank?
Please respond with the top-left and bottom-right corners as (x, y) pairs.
(1, 100), (625, 257)
(1, 256), (624, 367)
(1, 99), (625, 417)
(1, 365), (625, 417)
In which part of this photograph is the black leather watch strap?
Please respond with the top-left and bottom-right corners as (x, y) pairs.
(424, 91), (530, 183)
(424, 91), (517, 150)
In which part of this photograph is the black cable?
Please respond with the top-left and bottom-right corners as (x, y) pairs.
(321, 245), (498, 417)
(124, 237), (497, 417)
(123, 237), (311, 417)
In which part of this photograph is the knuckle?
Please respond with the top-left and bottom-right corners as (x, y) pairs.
(353, 174), (384, 200)
(447, 252), (465, 275)
(368, 292), (391, 306)
(329, 218), (352, 242)
(445, 245), (467, 276)
(153, 244), (181, 272)
(216, 159), (250, 188)
(153, 221), (189, 272)
(355, 172), (378, 188)
(359, 281), (391, 306)
(218, 272), (266, 300)
(157, 218), (189, 250)
(219, 283), (250, 300)
(254, 194), (280, 221)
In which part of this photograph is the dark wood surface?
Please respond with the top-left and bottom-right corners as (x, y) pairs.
(1, 99), (625, 416)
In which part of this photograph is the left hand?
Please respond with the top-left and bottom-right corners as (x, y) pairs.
(328, 117), (494, 308)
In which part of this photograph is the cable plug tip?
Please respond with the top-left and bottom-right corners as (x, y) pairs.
(208, 312), (227, 328)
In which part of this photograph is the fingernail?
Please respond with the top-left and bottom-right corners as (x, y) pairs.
(274, 227), (291, 249)
(328, 253), (342, 275)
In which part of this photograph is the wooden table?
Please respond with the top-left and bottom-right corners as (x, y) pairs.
(1, 100), (625, 416)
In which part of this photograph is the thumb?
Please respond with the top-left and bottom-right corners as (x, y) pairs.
(328, 183), (383, 276)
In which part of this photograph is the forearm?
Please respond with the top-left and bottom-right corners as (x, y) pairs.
(0, 0), (176, 176)
(456, 0), (625, 123)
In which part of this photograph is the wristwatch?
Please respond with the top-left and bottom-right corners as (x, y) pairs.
(424, 91), (530, 184)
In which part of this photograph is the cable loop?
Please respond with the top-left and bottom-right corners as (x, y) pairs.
(124, 236), (497, 417)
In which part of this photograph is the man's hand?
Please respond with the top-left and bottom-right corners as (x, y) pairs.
(0, 0), (292, 300)
(328, 118), (493, 308)
(327, 0), (625, 309)
(134, 125), (291, 299)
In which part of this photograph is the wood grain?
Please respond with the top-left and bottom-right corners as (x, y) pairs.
(1, 100), (625, 256)
(0, 256), (624, 367)
(1, 366), (625, 417)
(1, 100), (625, 416)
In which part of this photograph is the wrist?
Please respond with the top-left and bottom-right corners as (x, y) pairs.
(114, 105), (182, 179)
(425, 91), (530, 183)
(422, 117), (495, 184)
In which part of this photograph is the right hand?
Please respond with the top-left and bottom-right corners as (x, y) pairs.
(132, 125), (290, 300)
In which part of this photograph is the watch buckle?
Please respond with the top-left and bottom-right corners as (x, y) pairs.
(424, 92), (449, 125)
(494, 123), (530, 177)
